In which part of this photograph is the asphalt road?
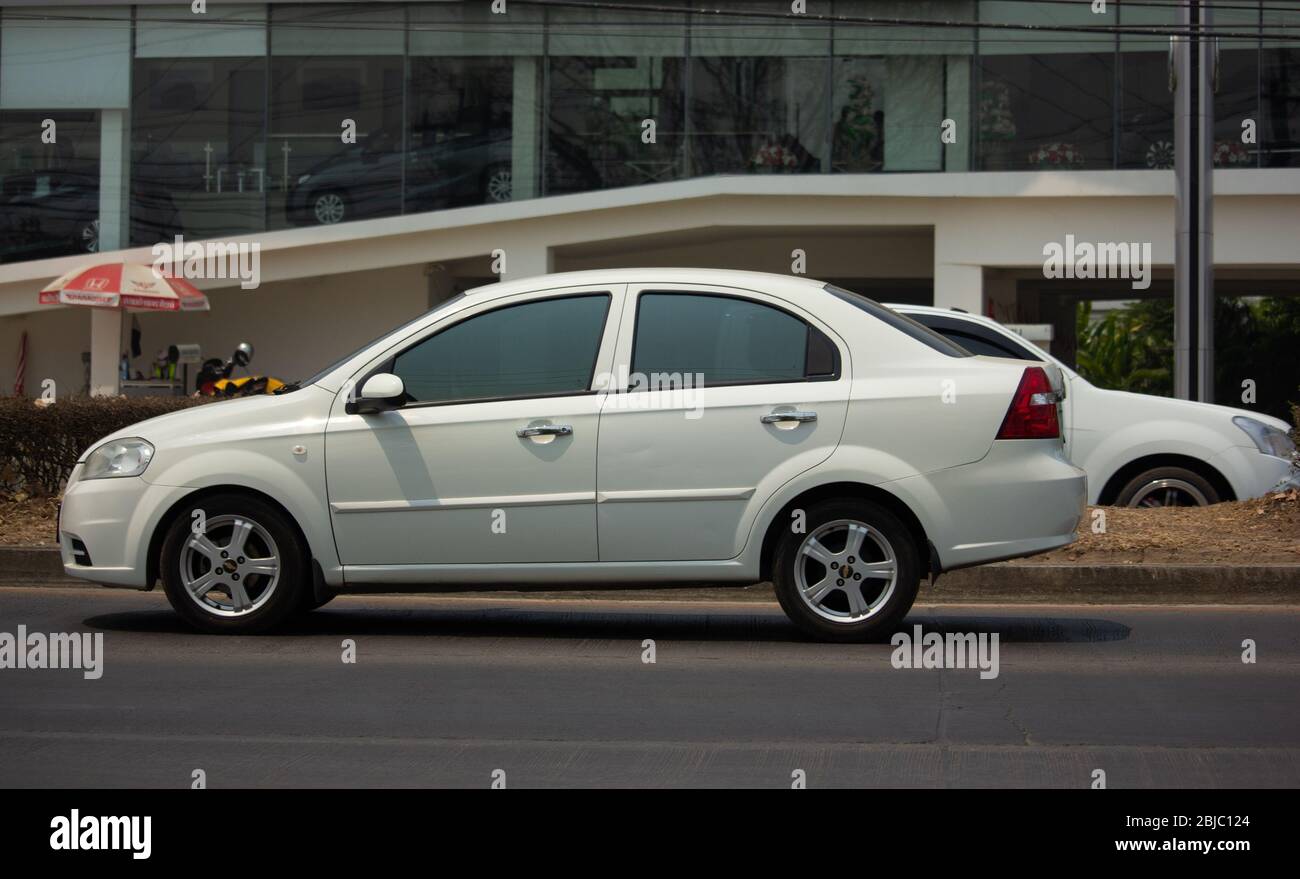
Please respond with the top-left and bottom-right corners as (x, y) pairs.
(1, 586), (1298, 788)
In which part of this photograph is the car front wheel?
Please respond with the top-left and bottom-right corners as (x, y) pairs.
(773, 499), (921, 642)
(160, 493), (307, 634)
(1116, 466), (1220, 507)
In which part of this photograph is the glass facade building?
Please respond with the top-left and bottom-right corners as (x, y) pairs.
(0, 1), (1296, 263)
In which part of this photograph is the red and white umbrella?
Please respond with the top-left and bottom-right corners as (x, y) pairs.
(39, 262), (210, 312)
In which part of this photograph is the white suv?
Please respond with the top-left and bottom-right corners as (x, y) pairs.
(59, 270), (1085, 641)
(893, 304), (1297, 507)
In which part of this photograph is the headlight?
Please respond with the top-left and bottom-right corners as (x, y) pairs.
(1232, 416), (1297, 459)
(83, 438), (155, 479)
(297, 173), (312, 185)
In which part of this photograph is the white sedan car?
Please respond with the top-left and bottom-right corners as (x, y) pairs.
(59, 270), (1085, 641)
(892, 304), (1297, 507)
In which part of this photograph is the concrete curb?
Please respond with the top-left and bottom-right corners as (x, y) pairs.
(1, 545), (1296, 603)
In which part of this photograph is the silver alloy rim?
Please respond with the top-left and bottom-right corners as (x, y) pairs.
(793, 518), (898, 624)
(81, 219), (99, 253)
(313, 192), (346, 224)
(1127, 478), (1210, 508)
(180, 514), (281, 617)
(486, 169), (512, 203)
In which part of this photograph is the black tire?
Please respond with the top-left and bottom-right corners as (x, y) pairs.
(1115, 466), (1220, 508)
(160, 493), (308, 634)
(773, 498), (921, 643)
(482, 164), (513, 203)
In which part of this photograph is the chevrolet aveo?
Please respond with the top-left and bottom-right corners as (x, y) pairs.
(59, 270), (1086, 642)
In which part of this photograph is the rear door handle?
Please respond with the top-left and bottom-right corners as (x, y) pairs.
(761, 410), (817, 425)
(516, 424), (573, 438)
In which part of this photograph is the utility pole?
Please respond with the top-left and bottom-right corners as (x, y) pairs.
(1173, 0), (1216, 402)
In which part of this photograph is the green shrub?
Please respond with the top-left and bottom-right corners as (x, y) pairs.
(0, 396), (211, 496)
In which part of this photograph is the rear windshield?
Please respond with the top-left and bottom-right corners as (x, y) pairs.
(824, 284), (972, 358)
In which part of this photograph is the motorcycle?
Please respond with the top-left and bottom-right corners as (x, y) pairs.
(196, 342), (287, 397)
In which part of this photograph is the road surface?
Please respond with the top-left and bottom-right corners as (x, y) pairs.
(1, 586), (1297, 787)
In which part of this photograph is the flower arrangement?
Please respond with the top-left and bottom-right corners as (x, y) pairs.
(1028, 142), (1085, 169)
(752, 142), (802, 170)
(1212, 140), (1250, 167)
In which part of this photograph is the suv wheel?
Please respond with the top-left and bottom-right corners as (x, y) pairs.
(160, 493), (307, 634)
(773, 499), (921, 642)
(483, 164), (512, 203)
(1117, 466), (1219, 507)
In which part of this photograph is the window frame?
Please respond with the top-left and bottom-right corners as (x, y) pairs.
(628, 289), (842, 391)
(912, 312), (1046, 362)
(361, 291), (614, 410)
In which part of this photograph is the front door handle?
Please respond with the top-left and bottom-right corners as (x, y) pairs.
(516, 424), (573, 439)
(761, 410), (817, 426)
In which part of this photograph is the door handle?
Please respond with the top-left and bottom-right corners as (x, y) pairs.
(761, 410), (817, 425)
(516, 424), (573, 438)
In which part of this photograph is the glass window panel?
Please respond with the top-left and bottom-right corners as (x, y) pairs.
(1215, 6), (1260, 168)
(976, 1), (1116, 170)
(548, 4), (687, 57)
(833, 2), (974, 172)
(270, 3), (404, 56)
(391, 295), (610, 404)
(1117, 1), (1176, 169)
(407, 57), (516, 212)
(136, 4), (266, 58)
(409, 3), (543, 57)
(1262, 8), (1299, 168)
(547, 55), (686, 194)
(1, 6), (130, 109)
(0, 110), (100, 263)
(132, 58), (265, 242)
(269, 4), (404, 229)
(633, 293), (809, 386)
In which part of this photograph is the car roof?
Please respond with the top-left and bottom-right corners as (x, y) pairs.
(465, 268), (832, 301)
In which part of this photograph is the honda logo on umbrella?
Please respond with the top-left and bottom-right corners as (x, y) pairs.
(84, 276), (109, 291)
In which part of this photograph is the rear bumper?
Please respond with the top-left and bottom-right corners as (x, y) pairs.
(889, 439), (1086, 572)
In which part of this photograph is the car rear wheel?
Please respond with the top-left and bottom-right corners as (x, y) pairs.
(312, 190), (347, 224)
(483, 164), (512, 203)
(160, 493), (307, 634)
(78, 219), (99, 253)
(1116, 466), (1220, 507)
(773, 499), (921, 642)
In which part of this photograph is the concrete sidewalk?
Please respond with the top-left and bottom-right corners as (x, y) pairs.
(3, 545), (1296, 604)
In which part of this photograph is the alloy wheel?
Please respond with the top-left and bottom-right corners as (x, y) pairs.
(792, 518), (898, 623)
(313, 192), (346, 224)
(1126, 478), (1209, 508)
(179, 514), (282, 617)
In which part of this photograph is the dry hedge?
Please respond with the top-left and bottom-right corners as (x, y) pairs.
(0, 396), (211, 496)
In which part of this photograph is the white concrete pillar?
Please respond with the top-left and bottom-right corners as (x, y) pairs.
(932, 263), (984, 315)
(98, 108), (130, 252)
(89, 307), (123, 397)
(511, 58), (540, 201)
(497, 241), (552, 282)
(90, 108), (131, 396)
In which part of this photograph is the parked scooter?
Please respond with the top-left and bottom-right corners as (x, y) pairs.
(196, 343), (286, 397)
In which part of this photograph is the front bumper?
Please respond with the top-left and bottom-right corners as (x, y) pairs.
(1210, 445), (1296, 500)
(58, 467), (190, 589)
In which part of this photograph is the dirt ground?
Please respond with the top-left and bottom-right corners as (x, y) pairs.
(1, 488), (1297, 564)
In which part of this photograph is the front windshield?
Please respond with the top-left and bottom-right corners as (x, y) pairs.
(279, 292), (468, 392)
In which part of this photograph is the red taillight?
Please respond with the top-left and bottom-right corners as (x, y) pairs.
(996, 367), (1060, 440)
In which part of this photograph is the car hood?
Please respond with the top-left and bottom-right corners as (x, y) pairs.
(1071, 378), (1292, 435)
(79, 387), (334, 463)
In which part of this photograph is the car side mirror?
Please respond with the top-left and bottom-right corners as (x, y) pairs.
(348, 373), (405, 415)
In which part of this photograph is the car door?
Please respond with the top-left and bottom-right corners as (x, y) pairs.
(596, 284), (850, 562)
(325, 286), (623, 567)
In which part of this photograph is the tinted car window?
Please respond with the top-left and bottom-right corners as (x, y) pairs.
(633, 293), (818, 386)
(824, 284), (972, 358)
(908, 312), (1044, 362)
(391, 294), (609, 404)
